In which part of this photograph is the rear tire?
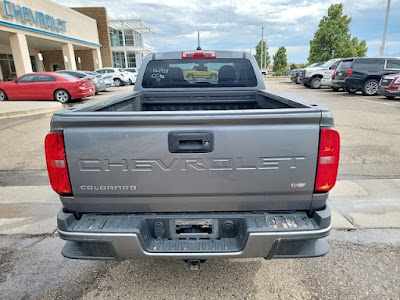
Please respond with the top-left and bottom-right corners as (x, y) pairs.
(310, 77), (322, 89)
(54, 89), (70, 103)
(362, 79), (379, 96)
(114, 78), (122, 87)
(129, 79), (133, 85)
(331, 87), (340, 92)
(0, 90), (7, 101)
(385, 96), (396, 100)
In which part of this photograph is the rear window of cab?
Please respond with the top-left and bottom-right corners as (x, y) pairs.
(142, 58), (257, 88)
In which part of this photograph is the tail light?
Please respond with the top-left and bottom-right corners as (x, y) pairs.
(182, 51), (216, 59)
(315, 128), (340, 192)
(331, 67), (336, 79)
(45, 132), (72, 195)
(347, 68), (353, 77)
(121, 73), (125, 77)
(80, 78), (92, 87)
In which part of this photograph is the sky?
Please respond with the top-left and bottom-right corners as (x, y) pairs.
(54, 0), (400, 64)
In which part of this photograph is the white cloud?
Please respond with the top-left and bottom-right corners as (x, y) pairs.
(53, 0), (400, 63)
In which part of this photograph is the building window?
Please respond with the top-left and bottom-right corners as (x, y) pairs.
(110, 28), (122, 47)
(0, 54), (16, 81)
(134, 31), (142, 47)
(113, 52), (126, 68)
(127, 53), (136, 67)
(124, 29), (134, 46)
(112, 52), (139, 68)
(136, 53), (143, 68)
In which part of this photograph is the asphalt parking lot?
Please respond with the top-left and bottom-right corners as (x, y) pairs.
(0, 78), (399, 299)
(266, 78), (400, 180)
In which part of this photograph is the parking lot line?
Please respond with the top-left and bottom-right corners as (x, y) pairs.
(356, 98), (400, 108)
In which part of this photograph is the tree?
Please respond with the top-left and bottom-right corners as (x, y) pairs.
(308, 3), (367, 63)
(254, 40), (270, 69)
(290, 63), (297, 70)
(273, 46), (288, 75)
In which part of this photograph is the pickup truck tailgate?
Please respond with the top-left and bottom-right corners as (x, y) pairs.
(61, 109), (322, 213)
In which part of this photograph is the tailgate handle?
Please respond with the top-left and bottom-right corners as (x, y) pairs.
(169, 131), (214, 153)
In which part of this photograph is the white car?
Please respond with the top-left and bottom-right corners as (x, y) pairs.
(122, 69), (137, 85)
(125, 68), (139, 84)
(95, 68), (130, 87)
(321, 66), (342, 91)
(125, 67), (139, 74)
(303, 59), (342, 89)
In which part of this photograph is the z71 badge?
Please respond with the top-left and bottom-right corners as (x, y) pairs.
(291, 183), (306, 188)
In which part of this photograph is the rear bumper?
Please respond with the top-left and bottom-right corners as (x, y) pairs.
(332, 79), (346, 88)
(71, 88), (95, 100)
(57, 206), (331, 260)
(379, 87), (400, 97)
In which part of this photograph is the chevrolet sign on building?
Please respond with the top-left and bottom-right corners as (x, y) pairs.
(0, 0), (156, 80)
(0, 0), (103, 79)
(2, 0), (67, 32)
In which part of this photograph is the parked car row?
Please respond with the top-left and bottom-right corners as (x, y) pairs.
(95, 67), (138, 87)
(0, 67), (140, 103)
(290, 57), (400, 99)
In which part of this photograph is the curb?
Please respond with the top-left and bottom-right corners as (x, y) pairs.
(0, 106), (61, 120)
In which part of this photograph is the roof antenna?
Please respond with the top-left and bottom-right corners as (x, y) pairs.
(196, 31), (202, 50)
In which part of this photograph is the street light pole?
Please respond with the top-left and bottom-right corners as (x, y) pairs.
(380, 0), (391, 56)
(260, 26), (264, 70)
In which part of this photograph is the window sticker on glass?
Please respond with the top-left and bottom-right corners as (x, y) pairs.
(150, 68), (169, 81)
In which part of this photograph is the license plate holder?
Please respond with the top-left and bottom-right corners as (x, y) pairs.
(172, 219), (216, 238)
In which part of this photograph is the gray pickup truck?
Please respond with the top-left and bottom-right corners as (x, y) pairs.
(45, 50), (340, 269)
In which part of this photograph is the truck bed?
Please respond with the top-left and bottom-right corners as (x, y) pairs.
(69, 90), (310, 113)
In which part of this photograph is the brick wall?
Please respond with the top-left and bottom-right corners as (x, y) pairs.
(72, 7), (113, 68)
(41, 50), (65, 71)
(74, 50), (95, 71)
(41, 49), (99, 71)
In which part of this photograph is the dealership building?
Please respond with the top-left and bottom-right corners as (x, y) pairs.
(0, 0), (156, 80)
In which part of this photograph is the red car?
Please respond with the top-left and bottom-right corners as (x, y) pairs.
(379, 73), (400, 100)
(0, 72), (95, 103)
